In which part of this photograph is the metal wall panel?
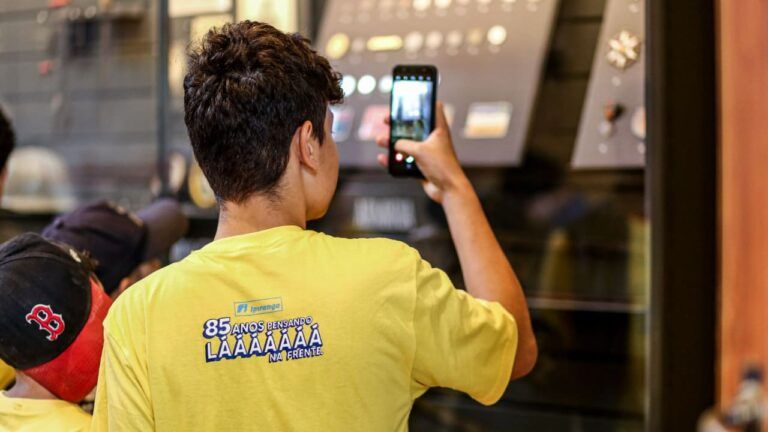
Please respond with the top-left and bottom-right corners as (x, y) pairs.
(316, 0), (559, 167)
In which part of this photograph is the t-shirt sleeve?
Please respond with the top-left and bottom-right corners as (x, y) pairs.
(0, 360), (14, 390)
(92, 307), (154, 431)
(410, 255), (518, 406)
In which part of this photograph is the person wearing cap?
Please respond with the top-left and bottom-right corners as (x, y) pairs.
(92, 22), (536, 431)
(0, 105), (19, 390)
(0, 233), (112, 431)
(42, 199), (189, 299)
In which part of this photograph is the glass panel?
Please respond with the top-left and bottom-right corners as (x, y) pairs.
(0, 0), (650, 429)
(0, 1), (158, 214)
(309, 0), (649, 429)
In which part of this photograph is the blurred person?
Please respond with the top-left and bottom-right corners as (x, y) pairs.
(42, 199), (190, 299)
(93, 21), (536, 431)
(0, 106), (15, 201)
(0, 106), (18, 390)
(0, 233), (111, 431)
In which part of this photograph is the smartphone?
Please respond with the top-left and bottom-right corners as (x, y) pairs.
(388, 65), (438, 178)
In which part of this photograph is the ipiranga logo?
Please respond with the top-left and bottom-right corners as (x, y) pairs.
(234, 297), (283, 316)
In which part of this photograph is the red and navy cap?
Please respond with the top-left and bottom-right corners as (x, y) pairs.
(0, 233), (112, 402)
(42, 199), (188, 295)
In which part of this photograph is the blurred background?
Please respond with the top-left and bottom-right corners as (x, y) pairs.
(1, 0), (760, 431)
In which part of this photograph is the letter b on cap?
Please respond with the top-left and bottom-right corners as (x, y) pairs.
(26, 304), (66, 342)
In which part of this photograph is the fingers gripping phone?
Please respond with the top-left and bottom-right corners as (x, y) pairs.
(388, 65), (438, 178)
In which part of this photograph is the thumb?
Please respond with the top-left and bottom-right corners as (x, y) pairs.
(434, 101), (449, 132)
(394, 139), (420, 156)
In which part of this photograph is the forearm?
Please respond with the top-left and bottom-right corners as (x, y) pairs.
(441, 177), (537, 376)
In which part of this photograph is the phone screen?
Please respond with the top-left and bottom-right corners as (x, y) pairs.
(389, 66), (437, 177)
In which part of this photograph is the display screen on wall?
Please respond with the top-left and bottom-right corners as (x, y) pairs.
(315, 0), (559, 167)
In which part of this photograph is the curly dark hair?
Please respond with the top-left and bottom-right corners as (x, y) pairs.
(183, 21), (343, 203)
(0, 106), (15, 172)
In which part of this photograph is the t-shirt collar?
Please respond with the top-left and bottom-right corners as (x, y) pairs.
(198, 225), (307, 254)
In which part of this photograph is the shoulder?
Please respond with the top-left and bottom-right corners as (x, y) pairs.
(54, 403), (91, 431)
(313, 232), (421, 264)
(313, 232), (415, 254)
(104, 261), (182, 330)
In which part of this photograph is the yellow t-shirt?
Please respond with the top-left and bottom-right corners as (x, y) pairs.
(0, 392), (91, 432)
(0, 361), (14, 390)
(93, 226), (517, 431)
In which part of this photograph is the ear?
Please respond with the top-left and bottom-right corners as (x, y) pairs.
(296, 120), (319, 171)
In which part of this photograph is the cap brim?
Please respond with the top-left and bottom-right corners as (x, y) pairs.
(22, 278), (112, 403)
(136, 199), (189, 260)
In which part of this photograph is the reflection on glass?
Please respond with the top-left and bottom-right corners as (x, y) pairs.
(330, 106), (355, 142)
(236, 0), (298, 32)
(189, 14), (229, 43)
(357, 105), (390, 141)
(4, 147), (75, 213)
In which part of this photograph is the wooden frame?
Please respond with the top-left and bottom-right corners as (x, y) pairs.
(717, 0), (768, 406)
(647, 0), (718, 429)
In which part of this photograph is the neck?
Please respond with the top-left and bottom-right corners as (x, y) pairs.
(214, 193), (306, 241)
(5, 372), (58, 400)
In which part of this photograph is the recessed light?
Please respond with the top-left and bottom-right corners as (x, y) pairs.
(446, 30), (463, 48)
(367, 35), (404, 51)
(357, 75), (377, 95)
(404, 31), (424, 52)
(487, 25), (507, 46)
(467, 28), (484, 46)
(378, 75), (393, 93)
(341, 75), (357, 96)
(325, 33), (350, 60)
(426, 31), (443, 50)
(413, 0), (431, 11)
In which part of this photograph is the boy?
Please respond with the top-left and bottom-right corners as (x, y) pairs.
(42, 198), (189, 299)
(93, 21), (536, 431)
(0, 233), (111, 431)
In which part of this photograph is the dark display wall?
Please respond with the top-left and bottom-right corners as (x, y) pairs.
(313, 0), (647, 430)
(0, 1), (648, 430)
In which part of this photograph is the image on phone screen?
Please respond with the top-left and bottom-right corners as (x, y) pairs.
(389, 66), (436, 177)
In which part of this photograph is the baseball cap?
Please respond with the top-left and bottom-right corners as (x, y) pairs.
(0, 233), (112, 402)
(42, 199), (189, 295)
